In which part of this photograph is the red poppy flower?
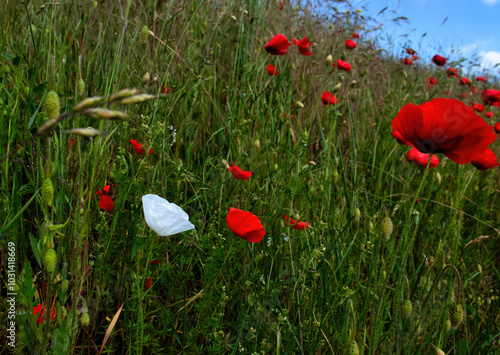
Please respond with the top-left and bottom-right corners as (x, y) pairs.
(228, 162), (252, 180)
(427, 77), (438, 85)
(486, 112), (494, 119)
(402, 58), (413, 65)
(446, 67), (458, 78)
(149, 258), (162, 265)
(344, 39), (357, 49)
(162, 85), (172, 94)
(226, 207), (266, 243)
(352, 33), (360, 39)
(482, 89), (500, 105)
(459, 77), (470, 86)
(95, 184), (114, 211)
(145, 278), (153, 291)
(471, 103), (485, 113)
(392, 130), (412, 146)
(130, 139), (153, 155)
(282, 215), (310, 230)
(459, 93), (469, 99)
(34, 304), (57, 324)
(267, 64), (279, 76)
(494, 122), (500, 134)
(432, 54), (446, 66)
(412, 54), (420, 60)
(476, 76), (487, 83)
(321, 92), (338, 105)
(264, 34), (291, 55)
(294, 37), (313, 56)
(406, 48), (416, 55)
(471, 86), (478, 94)
(471, 148), (499, 170)
(336, 59), (351, 72)
(391, 98), (497, 164)
(406, 147), (439, 169)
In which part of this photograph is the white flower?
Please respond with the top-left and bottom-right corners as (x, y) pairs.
(142, 194), (195, 236)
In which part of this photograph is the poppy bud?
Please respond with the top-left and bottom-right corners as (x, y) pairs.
(61, 279), (69, 293)
(401, 299), (412, 318)
(445, 319), (451, 331)
(380, 217), (393, 239)
(294, 100), (304, 108)
(80, 312), (90, 327)
(450, 303), (464, 328)
(77, 78), (85, 96)
(412, 210), (420, 223)
(325, 55), (333, 66)
(43, 248), (57, 274)
(44, 90), (60, 120)
(348, 340), (359, 355)
(42, 178), (54, 207)
(354, 208), (360, 222)
(333, 83), (342, 92)
(436, 172), (442, 184)
(368, 221), (374, 231)
(141, 25), (149, 44)
(142, 72), (150, 83)
(274, 163), (278, 171)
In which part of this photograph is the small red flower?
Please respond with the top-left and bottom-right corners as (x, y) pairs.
(228, 162), (252, 180)
(226, 208), (266, 243)
(264, 34), (292, 55)
(130, 139), (153, 155)
(95, 184), (114, 211)
(282, 215), (310, 230)
(34, 304), (57, 324)
(162, 85), (172, 94)
(402, 58), (413, 65)
(278, 1), (285, 10)
(321, 92), (338, 105)
(392, 130), (412, 146)
(149, 258), (162, 265)
(459, 93), (469, 99)
(406, 147), (439, 169)
(482, 89), (500, 105)
(344, 39), (357, 50)
(494, 122), (500, 134)
(336, 59), (351, 72)
(412, 54), (420, 60)
(391, 98), (497, 164)
(406, 48), (416, 55)
(446, 67), (458, 78)
(471, 148), (499, 170)
(432, 54), (446, 66)
(476, 76), (487, 83)
(471, 103), (485, 113)
(352, 33), (360, 39)
(145, 278), (153, 291)
(267, 64), (279, 76)
(294, 37), (313, 56)
(427, 77), (438, 85)
(471, 86), (478, 94)
(485, 112), (493, 119)
(459, 77), (470, 86)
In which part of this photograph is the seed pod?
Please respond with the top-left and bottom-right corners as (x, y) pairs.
(41, 178), (54, 207)
(348, 340), (359, 355)
(73, 96), (104, 112)
(450, 303), (464, 328)
(140, 25), (149, 44)
(44, 90), (60, 120)
(80, 312), (90, 327)
(61, 279), (69, 293)
(77, 78), (85, 96)
(354, 208), (360, 222)
(380, 217), (393, 239)
(43, 248), (57, 273)
(401, 299), (412, 318)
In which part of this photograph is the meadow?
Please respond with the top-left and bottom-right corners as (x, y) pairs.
(0, 0), (499, 353)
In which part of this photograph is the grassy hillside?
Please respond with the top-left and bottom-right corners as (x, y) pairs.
(0, 0), (499, 353)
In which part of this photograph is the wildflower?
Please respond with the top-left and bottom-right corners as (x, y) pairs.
(391, 98), (497, 164)
(226, 207), (266, 243)
(406, 147), (439, 169)
(485, 112), (493, 119)
(471, 148), (499, 170)
(282, 215), (310, 230)
(352, 32), (360, 39)
(264, 34), (292, 55)
(471, 103), (485, 113)
(402, 58), (413, 65)
(482, 89), (500, 105)
(130, 139), (153, 155)
(162, 85), (172, 94)
(228, 162), (252, 180)
(476, 76), (487, 83)
(145, 278), (153, 291)
(459, 77), (470, 86)
(446, 67), (458, 78)
(293, 37), (313, 56)
(471, 85), (478, 94)
(142, 194), (195, 236)
(427, 77), (438, 86)
(432, 54), (446, 66)
(344, 39), (357, 49)
(34, 304), (56, 324)
(148, 258), (162, 265)
(459, 93), (469, 99)
(95, 184), (114, 211)
(321, 91), (338, 105)
(406, 48), (416, 55)
(267, 64), (279, 76)
(412, 54), (420, 60)
(336, 59), (352, 72)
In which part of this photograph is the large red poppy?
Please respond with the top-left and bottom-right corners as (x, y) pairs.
(406, 147), (439, 169)
(228, 162), (252, 180)
(293, 37), (313, 56)
(336, 59), (351, 72)
(267, 64), (279, 76)
(344, 39), (357, 49)
(471, 148), (499, 170)
(482, 89), (500, 105)
(264, 34), (291, 55)
(321, 92), (338, 105)
(226, 208), (266, 243)
(391, 98), (497, 164)
(432, 55), (446, 66)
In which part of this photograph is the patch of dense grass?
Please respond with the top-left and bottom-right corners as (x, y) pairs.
(0, 0), (499, 353)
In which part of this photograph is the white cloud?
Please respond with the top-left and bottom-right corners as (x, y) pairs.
(481, 0), (500, 4)
(479, 50), (500, 69)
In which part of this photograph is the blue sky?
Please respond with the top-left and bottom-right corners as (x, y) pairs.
(351, 0), (500, 75)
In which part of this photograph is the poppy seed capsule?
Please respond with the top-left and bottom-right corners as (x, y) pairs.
(41, 178), (54, 207)
(43, 248), (57, 274)
(348, 340), (359, 355)
(80, 312), (90, 327)
(77, 78), (85, 96)
(44, 90), (60, 120)
(380, 217), (393, 239)
(450, 303), (464, 328)
(401, 299), (412, 318)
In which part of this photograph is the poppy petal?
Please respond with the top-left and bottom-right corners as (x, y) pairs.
(226, 207), (266, 243)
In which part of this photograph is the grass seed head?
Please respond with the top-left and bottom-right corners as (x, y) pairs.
(41, 178), (54, 207)
(77, 78), (85, 96)
(44, 90), (60, 120)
